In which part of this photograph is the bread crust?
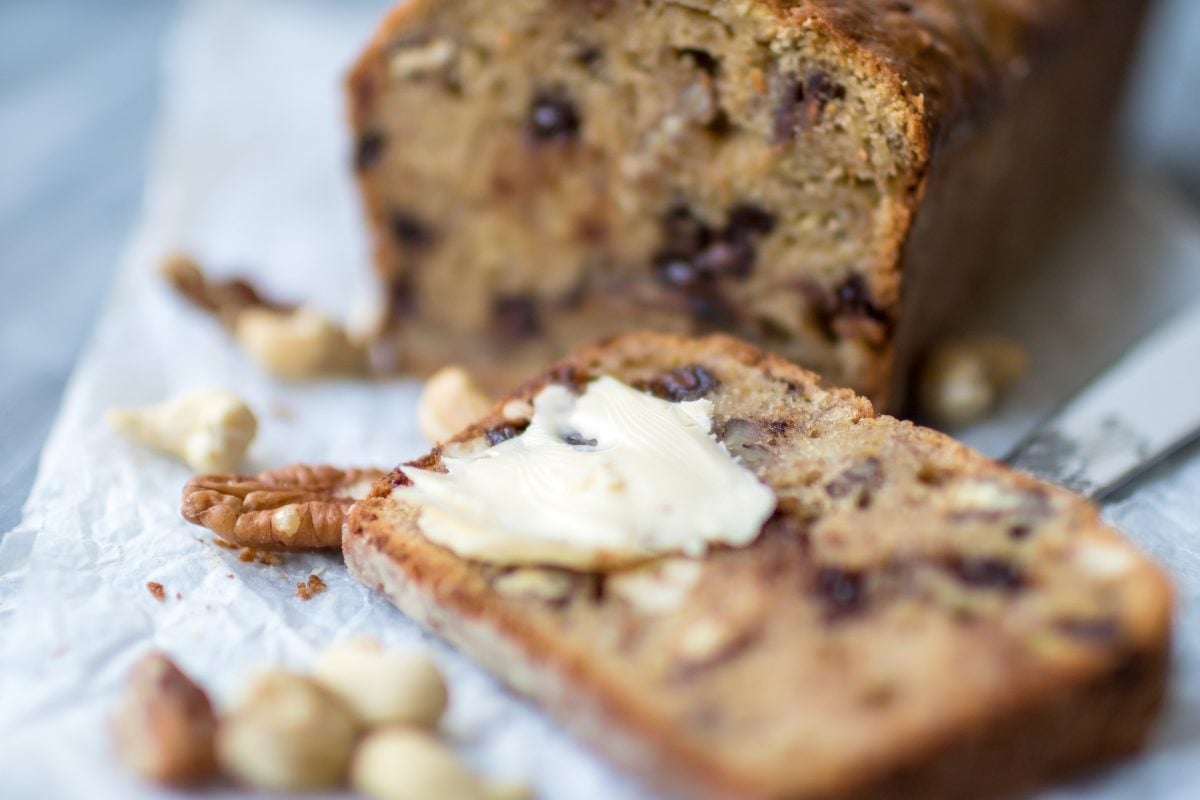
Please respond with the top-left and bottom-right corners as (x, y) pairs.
(344, 332), (1172, 800)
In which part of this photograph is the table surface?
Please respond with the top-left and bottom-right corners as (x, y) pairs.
(2, 0), (1199, 535)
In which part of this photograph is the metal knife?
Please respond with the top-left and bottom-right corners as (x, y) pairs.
(1005, 299), (1200, 500)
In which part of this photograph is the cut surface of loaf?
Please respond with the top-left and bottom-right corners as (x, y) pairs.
(345, 333), (1172, 800)
(347, 0), (1148, 406)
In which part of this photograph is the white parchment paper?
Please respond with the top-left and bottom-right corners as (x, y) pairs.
(1, 1), (1199, 797)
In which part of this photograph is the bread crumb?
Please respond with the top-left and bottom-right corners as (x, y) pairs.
(296, 574), (327, 601)
(147, 582), (166, 602)
(238, 547), (284, 566)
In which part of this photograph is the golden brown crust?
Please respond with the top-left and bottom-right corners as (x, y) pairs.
(346, 332), (1172, 800)
(182, 465), (383, 551)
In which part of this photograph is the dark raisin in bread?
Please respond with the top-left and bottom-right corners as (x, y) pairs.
(346, 0), (1149, 407)
(345, 332), (1172, 800)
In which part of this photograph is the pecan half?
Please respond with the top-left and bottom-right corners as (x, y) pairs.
(181, 465), (384, 550)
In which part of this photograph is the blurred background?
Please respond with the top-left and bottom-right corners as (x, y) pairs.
(1, 0), (1198, 532)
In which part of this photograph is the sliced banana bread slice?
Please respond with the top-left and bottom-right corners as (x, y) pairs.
(345, 332), (1171, 800)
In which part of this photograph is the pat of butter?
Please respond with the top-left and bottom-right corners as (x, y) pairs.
(394, 376), (776, 569)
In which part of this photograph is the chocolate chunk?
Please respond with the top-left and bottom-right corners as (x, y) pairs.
(705, 109), (733, 137)
(686, 292), (738, 327)
(803, 73), (845, 126)
(677, 47), (719, 76)
(575, 45), (603, 71)
(562, 432), (598, 447)
(389, 211), (433, 250)
(1008, 524), (1032, 540)
(354, 131), (386, 172)
(660, 205), (713, 256)
(652, 202), (777, 325)
(834, 274), (889, 323)
(493, 295), (542, 339)
(774, 72), (846, 141)
(486, 425), (524, 446)
(725, 204), (776, 240)
(815, 567), (867, 619)
(946, 557), (1026, 592)
(528, 89), (581, 142)
(644, 365), (719, 402)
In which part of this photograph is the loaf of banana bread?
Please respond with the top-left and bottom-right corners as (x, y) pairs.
(345, 332), (1171, 800)
(346, 0), (1149, 407)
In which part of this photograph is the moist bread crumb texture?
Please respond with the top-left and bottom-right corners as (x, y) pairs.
(348, 0), (1149, 406)
(345, 333), (1171, 800)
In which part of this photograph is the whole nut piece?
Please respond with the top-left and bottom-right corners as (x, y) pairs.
(217, 670), (360, 791)
(181, 464), (385, 550)
(107, 388), (257, 472)
(112, 652), (218, 786)
(234, 306), (368, 380)
(919, 339), (1028, 427)
(352, 728), (497, 800)
(313, 638), (448, 728)
(417, 365), (493, 443)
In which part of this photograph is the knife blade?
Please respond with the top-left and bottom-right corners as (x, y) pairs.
(1005, 299), (1200, 500)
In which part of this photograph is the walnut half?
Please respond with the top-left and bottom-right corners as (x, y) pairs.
(182, 465), (384, 550)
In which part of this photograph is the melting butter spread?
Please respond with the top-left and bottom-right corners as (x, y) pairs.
(394, 376), (776, 569)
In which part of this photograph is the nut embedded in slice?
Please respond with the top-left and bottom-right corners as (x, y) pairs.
(112, 652), (218, 786)
(181, 464), (384, 551)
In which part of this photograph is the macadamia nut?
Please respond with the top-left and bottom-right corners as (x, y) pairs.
(107, 388), (257, 472)
(217, 670), (359, 791)
(313, 638), (448, 728)
(352, 728), (498, 800)
(417, 365), (493, 443)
